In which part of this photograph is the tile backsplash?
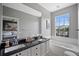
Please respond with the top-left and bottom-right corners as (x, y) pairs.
(3, 31), (17, 36)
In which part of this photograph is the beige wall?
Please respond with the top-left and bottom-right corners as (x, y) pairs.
(51, 4), (78, 45)
(3, 3), (51, 41)
(3, 6), (39, 39)
(78, 4), (79, 46)
(0, 4), (3, 44)
(51, 4), (78, 39)
(24, 3), (51, 38)
(41, 15), (51, 38)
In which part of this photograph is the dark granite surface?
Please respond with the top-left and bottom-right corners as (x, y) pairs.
(4, 38), (50, 56)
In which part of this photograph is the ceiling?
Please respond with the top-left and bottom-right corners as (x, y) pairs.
(39, 3), (75, 12)
(3, 3), (76, 17)
(3, 3), (42, 17)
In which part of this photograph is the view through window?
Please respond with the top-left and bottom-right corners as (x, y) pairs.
(55, 13), (70, 37)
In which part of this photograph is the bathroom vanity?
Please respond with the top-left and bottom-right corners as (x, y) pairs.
(3, 38), (50, 56)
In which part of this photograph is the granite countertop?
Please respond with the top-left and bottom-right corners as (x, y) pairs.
(4, 38), (50, 56)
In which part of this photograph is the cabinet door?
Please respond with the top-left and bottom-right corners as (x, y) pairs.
(26, 48), (31, 56)
(47, 41), (49, 53)
(20, 50), (28, 56)
(40, 41), (49, 56)
(31, 45), (40, 56)
(20, 48), (31, 56)
(45, 41), (49, 54)
(40, 43), (46, 56)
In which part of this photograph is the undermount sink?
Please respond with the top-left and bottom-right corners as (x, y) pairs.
(38, 39), (44, 42)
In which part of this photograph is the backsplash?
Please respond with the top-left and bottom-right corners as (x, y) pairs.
(3, 31), (17, 36)
(2, 31), (18, 45)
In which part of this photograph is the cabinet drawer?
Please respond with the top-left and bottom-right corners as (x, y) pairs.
(11, 48), (31, 56)
(11, 53), (20, 56)
(11, 54), (18, 56)
(19, 48), (31, 56)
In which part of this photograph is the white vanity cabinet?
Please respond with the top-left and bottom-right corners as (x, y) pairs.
(11, 48), (31, 56)
(31, 44), (41, 56)
(11, 40), (49, 56)
(40, 40), (49, 56)
(31, 40), (49, 56)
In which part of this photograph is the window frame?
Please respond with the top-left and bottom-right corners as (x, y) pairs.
(55, 13), (70, 37)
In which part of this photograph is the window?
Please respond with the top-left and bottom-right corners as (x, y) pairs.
(55, 13), (70, 37)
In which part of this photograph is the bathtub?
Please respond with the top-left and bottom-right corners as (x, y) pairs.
(50, 36), (79, 53)
(51, 36), (78, 45)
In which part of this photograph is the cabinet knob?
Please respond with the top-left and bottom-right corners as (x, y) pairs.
(36, 48), (38, 49)
(19, 53), (21, 55)
(36, 53), (38, 55)
(76, 29), (79, 31)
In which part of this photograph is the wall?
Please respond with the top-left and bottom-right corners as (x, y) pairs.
(51, 4), (78, 45)
(51, 4), (78, 39)
(41, 14), (51, 38)
(0, 4), (3, 44)
(3, 6), (39, 39)
(78, 4), (79, 46)
(24, 3), (51, 38)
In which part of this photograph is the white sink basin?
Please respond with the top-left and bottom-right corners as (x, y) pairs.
(38, 39), (43, 42)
